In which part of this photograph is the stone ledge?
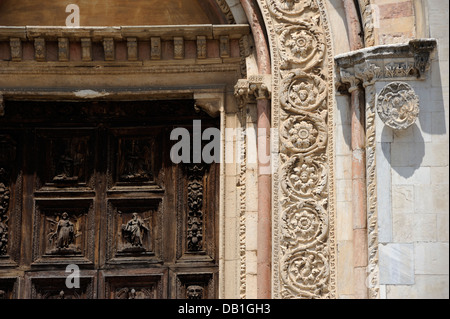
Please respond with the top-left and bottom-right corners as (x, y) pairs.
(335, 39), (438, 87)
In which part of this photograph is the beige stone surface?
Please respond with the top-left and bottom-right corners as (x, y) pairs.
(387, 275), (450, 299)
(392, 185), (414, 214)
(337, 241), (355, 295)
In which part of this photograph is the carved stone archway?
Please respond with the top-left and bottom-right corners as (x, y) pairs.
(254, 0), (337, 299)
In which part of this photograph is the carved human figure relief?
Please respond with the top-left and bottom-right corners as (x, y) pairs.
(47, 212), (80, 252)
(121, 212), (150, 248)
(119, 138), (154, 182)
(376, 82), (420, 130)
(50, 137), (87, 183)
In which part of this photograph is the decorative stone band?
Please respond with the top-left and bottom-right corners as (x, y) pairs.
(0, 25), (250, 63)
(335, 38), (436, 299)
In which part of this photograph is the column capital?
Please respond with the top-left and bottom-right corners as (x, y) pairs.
(234, 74), (272, 108)
(335, 38), (437, 92)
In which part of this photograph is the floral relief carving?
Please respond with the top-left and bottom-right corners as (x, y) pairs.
(281, 248), (329, 298)
(281, 201), (328, 250)
(281, 69), (327, 112)
(186, 164), (206, 252)
(258, 0), (335, 299)
(269, 0), (318, 23)
(280, 115), (327, 154)
(278, 24), (325, 70)
(376, 82), (420, 130)
(281, 154), (327, 198)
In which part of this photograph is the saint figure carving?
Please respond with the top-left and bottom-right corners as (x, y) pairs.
(121, 212), (150, 247)
(48, 212), (75, 249)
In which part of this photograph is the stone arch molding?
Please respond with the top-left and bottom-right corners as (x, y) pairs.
(254, 0), (337, 299)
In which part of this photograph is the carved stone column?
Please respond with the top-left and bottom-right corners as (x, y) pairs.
(339, 70), (368, 299)
(336, 38), (437, 299)
(255, 0), (336, 299)
(234, 75), (271, 299)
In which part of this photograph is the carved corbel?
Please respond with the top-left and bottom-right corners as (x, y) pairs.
(409, 39), (437, 79)
(103, 38), (115, 61)
(127, 38), (138, 61)
(234, 75), (272, 108)
(194, 93), (224, 118)
(10, 38), (22, 62)
(81, 38), (92, 61)
(247, 75), (272, 101)
(151, 37), (161, 60)
(220, 36), (230, 58)
(197, 36), (207, 59)
(234, 79), (253, 108)
(58, 38), (70, 62)
(174, 37), (185, 60)
(34, 38), (46, 62)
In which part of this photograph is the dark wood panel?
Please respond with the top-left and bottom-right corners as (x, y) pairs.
(0, 100), (219, 299)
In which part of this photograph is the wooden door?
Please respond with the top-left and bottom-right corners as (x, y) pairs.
(0, 100), (219, 299)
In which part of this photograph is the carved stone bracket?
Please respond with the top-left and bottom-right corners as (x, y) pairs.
(194, 92), (225, 118)
(234, 75), (272, 108)
(336, 39), (437, 89)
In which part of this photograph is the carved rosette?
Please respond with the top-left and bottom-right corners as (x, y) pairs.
(278, 24), (325, 71)
(260, 0), (335, 298)
(280, 114), (327, 155)
(376, 82), (420, 130)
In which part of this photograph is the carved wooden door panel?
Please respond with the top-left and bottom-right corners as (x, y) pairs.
(0, 100), (219, 299)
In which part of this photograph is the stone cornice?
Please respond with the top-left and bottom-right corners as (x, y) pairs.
(0, 25), (250, 65)
(335, 38), (437, 91)
(0, 25), (250, 41)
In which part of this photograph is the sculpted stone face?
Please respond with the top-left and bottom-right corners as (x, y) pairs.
(187, 285), (204, 299)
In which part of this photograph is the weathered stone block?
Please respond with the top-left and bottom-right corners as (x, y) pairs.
(379, 243), (415, 285)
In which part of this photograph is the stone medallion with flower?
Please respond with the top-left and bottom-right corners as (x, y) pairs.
(281, 154), (327, 198)
(279, 25), (325, 71)
(281, 70), (328, 113)
(281, 115), (327, 154)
